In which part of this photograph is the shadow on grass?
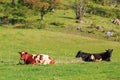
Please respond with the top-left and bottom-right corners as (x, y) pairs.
(60, 16), (75, 20)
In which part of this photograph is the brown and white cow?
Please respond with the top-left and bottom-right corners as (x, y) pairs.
(18, 51), (55, 65)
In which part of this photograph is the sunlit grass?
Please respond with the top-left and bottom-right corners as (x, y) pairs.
(0, 29), (120, 80)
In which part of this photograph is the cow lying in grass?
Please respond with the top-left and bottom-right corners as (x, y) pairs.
(75, 49), (113, 62)
(18, 51), (55, 65)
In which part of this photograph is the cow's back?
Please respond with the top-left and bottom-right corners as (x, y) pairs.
(32, 54), (55, 64)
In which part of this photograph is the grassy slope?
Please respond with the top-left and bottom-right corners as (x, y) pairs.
(0, 29), (120, 80)
(0, 1), (119, 41)
(42, 9), (120, 42)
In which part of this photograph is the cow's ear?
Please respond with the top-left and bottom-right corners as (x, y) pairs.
(106, 49), (109, 51)
(18, 52), (21, 54)
(78, 50), (81, 52)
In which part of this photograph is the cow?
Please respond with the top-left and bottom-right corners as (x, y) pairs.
(18, 51), (55, 65)
(75, 49), (113, 62)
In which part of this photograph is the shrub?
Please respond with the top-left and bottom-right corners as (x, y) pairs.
(87, 30), (95, 34)
(14, 23), (34, 29)
(50, 22), (64, 26)
(9, 17), (26, 25)
(35, 20), (47, 29)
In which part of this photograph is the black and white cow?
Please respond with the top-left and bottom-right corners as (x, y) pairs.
(75, 49), (113, 62)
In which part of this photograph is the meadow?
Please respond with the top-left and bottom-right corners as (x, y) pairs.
(0, 0), (120, 80)
(0, 29), (120, 80)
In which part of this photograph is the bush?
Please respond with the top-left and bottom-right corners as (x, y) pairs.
(0, 16), (9, 24)
(34, 20), (47, 29)
(50, 22), (64, 26)
(9, 17), (26, 24)
(14, 23), (26, 29)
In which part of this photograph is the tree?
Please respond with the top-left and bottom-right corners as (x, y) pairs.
(23, 0), (61, 20)
(11, 0), (16, 7)
(110, 0), (120, 7)
(73, 0), (85, 20)
(93, 0), (120, 6)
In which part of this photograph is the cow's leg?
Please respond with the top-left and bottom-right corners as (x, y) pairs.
(43, 60), (48, 64)
(96, 58), (102, 62)
(106, 58), (111, 61)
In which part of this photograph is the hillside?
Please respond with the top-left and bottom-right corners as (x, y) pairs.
(0, 0), (120, 80)
(0, 29), (120, 62)
(0, 29), (120, 80)
(0, 0), (120, 42)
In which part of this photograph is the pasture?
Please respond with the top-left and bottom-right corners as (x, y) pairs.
(0, 29), (120, 80)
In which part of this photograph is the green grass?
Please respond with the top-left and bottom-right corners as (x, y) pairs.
(0, 29), (120, 80)
(42, 9), (120, 42)
(0, 1), (119, 79)
(1, 63), (119, 80)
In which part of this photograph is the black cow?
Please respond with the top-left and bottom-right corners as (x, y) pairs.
(75, 49), (113, 62)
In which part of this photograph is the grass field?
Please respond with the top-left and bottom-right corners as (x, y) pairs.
(0, 29), (120, 80)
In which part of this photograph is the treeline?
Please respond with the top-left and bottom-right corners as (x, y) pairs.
(92, 0), (120, 6)
(86, 3), (120, 18)
(0, 0), (119, 28)
(72, 0), (120, 19)
(87, 0), (120, 18)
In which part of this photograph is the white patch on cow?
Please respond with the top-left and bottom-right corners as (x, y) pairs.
(42, 54), (51, 64)
(90, 55), (95, 60)
(21, 52), (26, 55)
(35, 55), (41, 63)
(96, 58), (102, 62)
(32, 54), (37, 59)
(31, 54), (52, 64)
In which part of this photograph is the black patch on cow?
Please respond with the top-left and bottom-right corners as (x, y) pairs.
(75, 49), (113, 62)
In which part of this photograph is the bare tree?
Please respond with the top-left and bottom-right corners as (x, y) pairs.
(73, 0), (85, 20)
(11, 0), (16, 7)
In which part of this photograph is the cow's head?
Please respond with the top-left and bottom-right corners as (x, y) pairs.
(18, 51), (28, 60)
(18, 51), (36, 64)
(104, 49), (113, 61)
(106, 49), (113, 57)
(76, 51), (83, 58)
